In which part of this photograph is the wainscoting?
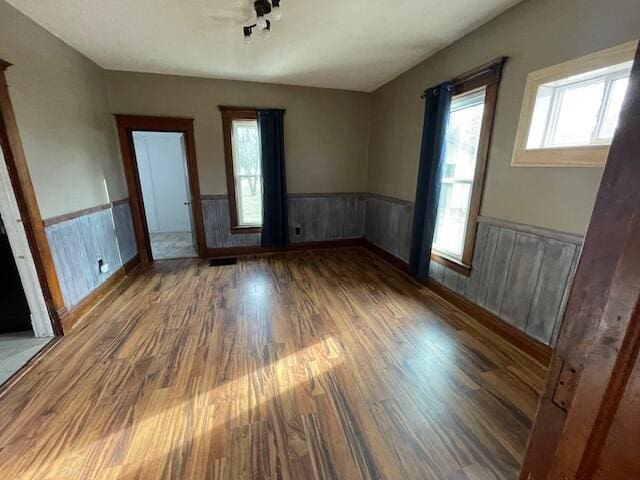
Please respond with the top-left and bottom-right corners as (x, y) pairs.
(364, 194), (413, 262)
(202, 195), (261, 248)
(46, 191), (579, 348)
(202, 193), (365, 249)
(363, 194), (582, 346)
(288, 193), (365, 243)
(112, 199), (137, 263)
(44, 200), (137, 309)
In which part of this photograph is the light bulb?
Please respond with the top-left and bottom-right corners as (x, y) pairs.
(256, 15), (267, 30)
(244, 34), (253, 45)
(261, 27), (271, 40)
(271, 5), (282, 21)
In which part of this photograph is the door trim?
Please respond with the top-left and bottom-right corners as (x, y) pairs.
(114, 115), (206, 262)
(0, 59), (63, 335)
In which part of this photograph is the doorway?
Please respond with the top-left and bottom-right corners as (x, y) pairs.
(114, 115), (206, 263)
(0, 136), (53, 386)
(0, 214), (50, 383)
(133, 132), (197, 260)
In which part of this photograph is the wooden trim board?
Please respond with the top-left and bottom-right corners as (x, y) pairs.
(431, 252), (471, 277)
(43, 199), (132, 227)
(361, 239), (552, 367)
(361, 239), (410, 274)
(477, 215), (584, 245)
(207, 238), (364, 259)
(426, 279), (552, 367)
(43, 203), (112, 227)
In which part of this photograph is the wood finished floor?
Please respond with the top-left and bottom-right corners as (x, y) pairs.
(0, 247), (546, 479)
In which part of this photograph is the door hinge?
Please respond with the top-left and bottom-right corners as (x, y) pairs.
(552, 360), (579, 411)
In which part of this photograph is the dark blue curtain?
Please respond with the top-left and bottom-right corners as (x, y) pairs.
(257, 109), (288, 247)
(408, 82), (453, 280)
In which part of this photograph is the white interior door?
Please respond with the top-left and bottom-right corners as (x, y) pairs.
(0, 147), (54, 338)
(133, 132), (193, 234)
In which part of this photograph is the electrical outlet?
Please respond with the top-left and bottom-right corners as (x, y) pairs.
(295, 227), (301, 235)
(98, 257), (109, 274)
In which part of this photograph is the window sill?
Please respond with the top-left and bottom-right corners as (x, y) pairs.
(431, 252), (471, 277)
(230, 226), (261, 235)
(512, 145), (609, 167)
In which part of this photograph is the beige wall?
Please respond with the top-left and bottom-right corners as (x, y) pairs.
(0, 1), (127, 219)
(367, 0), (640, 236)
(105, 71), (370, 196)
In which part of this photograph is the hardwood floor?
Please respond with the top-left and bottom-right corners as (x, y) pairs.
(0, 247), (546, 479)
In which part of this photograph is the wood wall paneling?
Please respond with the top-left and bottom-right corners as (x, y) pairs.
(364, 194), (582, 347)
(112, 200), (137, 264)
(526, 239), (577, 344)
(289, 194), (365, 243)
(45, 202), (137, 310)
(483, 227), (516, 315)
(203, 194), (365, 249)
(364, 195), (413, 262)
(202, 196), (261, 249)
(499, 232), (546, 330)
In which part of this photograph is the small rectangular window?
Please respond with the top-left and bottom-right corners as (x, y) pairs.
(526, 61), (631, 149)
(512, 40), (637, 167)
(220, 107), (263, 233)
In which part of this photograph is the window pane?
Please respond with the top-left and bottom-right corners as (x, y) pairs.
(237, 176), (262, 225)
(432, 89), (485, 260)
(232, 120), (263, 226)
(598, 77), (629, 139)
(233, 122), (261, 176)
(525, 60), (632, 151)
(549, 81), (605, 147)
(527, 85), (554, 149)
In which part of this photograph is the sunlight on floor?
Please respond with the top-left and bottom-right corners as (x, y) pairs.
(22, 338), (341, 478)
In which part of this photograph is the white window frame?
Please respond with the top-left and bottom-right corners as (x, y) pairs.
(512, 40), (638, 167)
(432, 88), (486, 262)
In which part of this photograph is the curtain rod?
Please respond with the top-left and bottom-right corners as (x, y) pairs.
(421, 56), (508, 99)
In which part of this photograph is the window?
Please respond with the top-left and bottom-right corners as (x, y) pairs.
(512, 40), (637, 167)
(527, 62), (631, 149)
(433, 89), (486, 262)
(431, 58), (505, 276)
(220, 107), (263, 233)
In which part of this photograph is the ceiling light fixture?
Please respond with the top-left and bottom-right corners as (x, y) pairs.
(243, 0), (282, 45)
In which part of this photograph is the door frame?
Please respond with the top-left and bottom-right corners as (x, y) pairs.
(114, 115), (206, 262)
(0, 59), (63, 335)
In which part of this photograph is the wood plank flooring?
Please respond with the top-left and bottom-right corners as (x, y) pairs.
(0, 247), (546, 479)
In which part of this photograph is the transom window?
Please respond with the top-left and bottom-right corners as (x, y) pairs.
(512, 40), (637, 167)
(527, 61), (631, 149)
(220, 107), (263, 232)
